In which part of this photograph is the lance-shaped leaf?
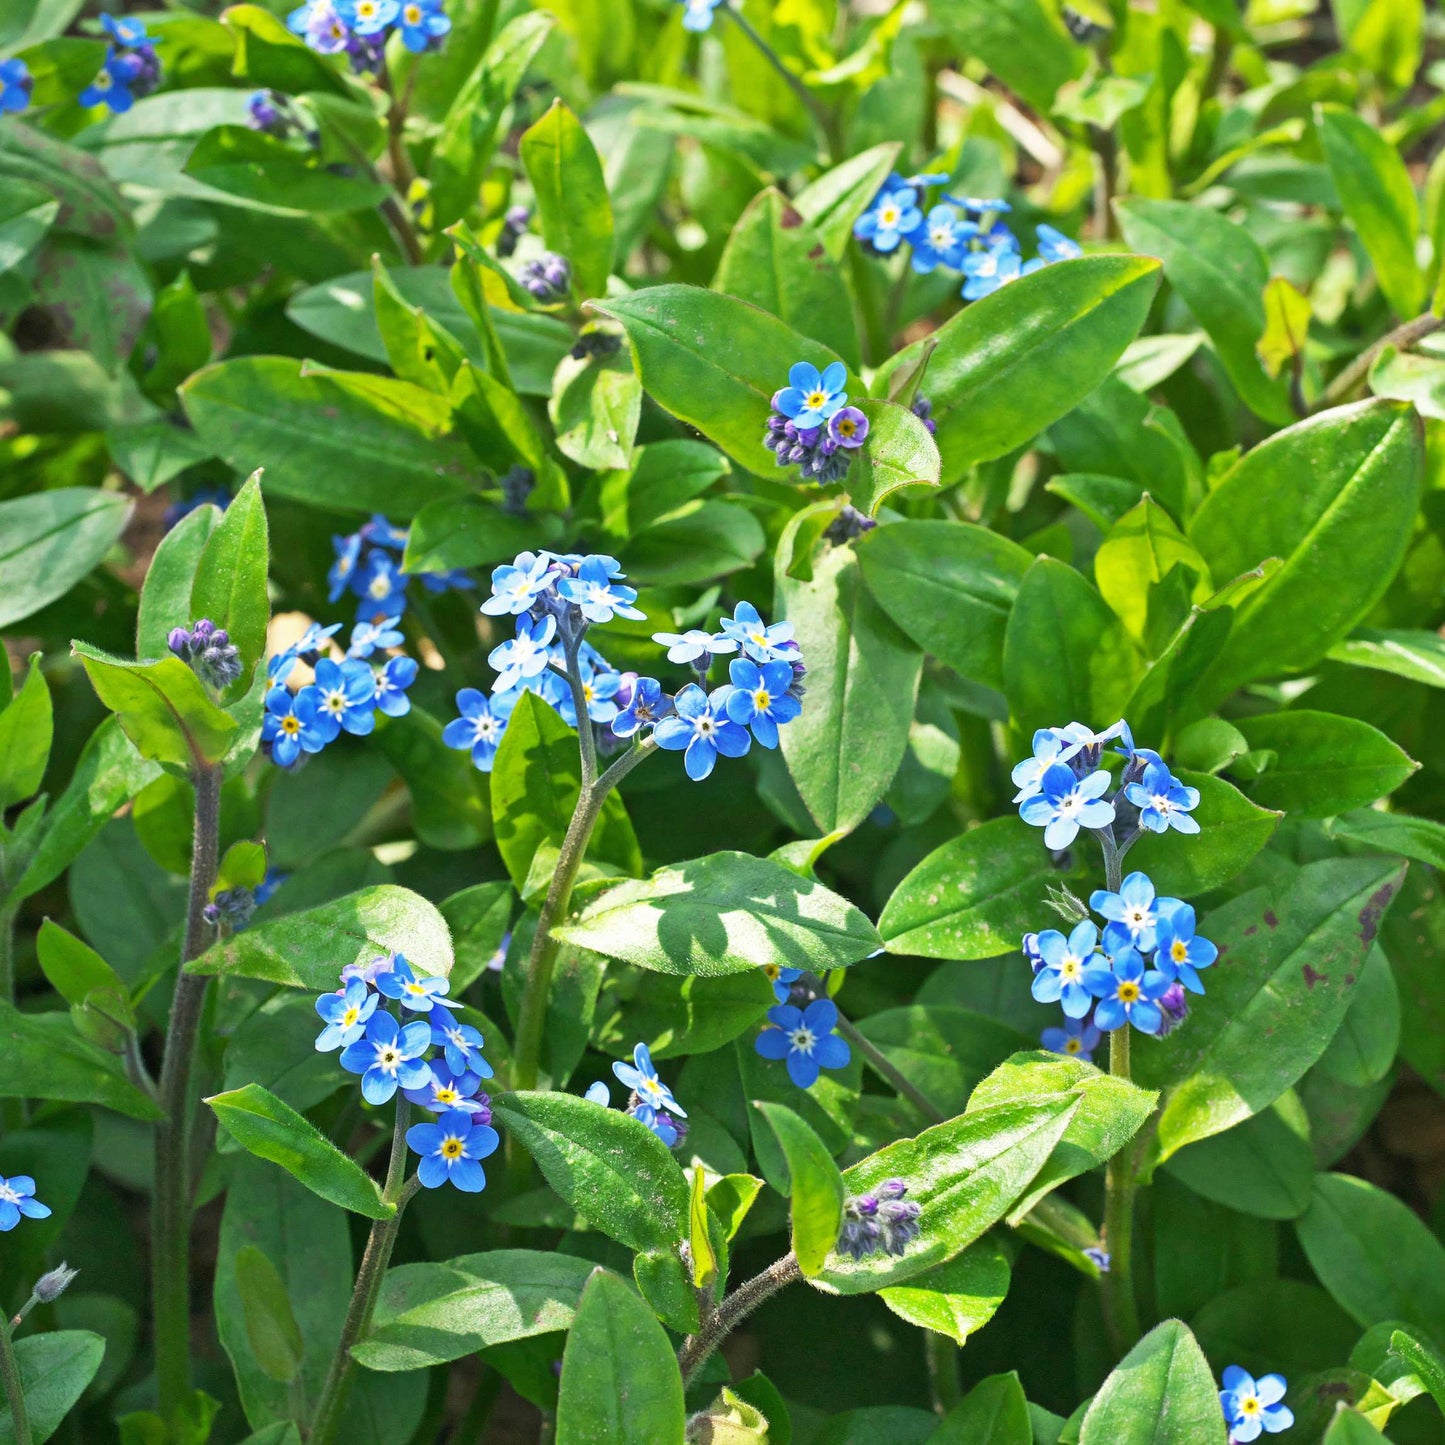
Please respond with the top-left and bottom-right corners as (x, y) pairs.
(1079, 1320), (1228, 1444)
(137, 504), (219, 660)
(754, 1102), (844, 1277)
(1, 1332), (106, 1445)
(792, 142), (901, 261)
(0, 487), (132, 631)
(0, 652), (52, 810)
(190, 469), (270, 688)
(521, 99), (614, 300)
(877, 1239), (1011, 1346)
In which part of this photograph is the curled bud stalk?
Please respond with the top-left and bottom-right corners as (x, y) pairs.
(836, 1179), (922, 1261)
(1044, 883), (1092, 924)
(169, 618), (244, 691)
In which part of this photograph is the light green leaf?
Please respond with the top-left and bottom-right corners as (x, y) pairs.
(689, 1165), (718, 1290)
(877, 1239), (1011, 1346)
(190, 469), (269, 688)
(549, 351), (642, 470)
(1327, 628), (1445, 688)
(136, 504), (219, 660)
(793, 142), (901, 262)
(0, 488), (132, 631)
(930, 0), (1083, 111)
(1078, 1320), (1227, 1444)
(521, 100), (614, 300)
(846, 400), (943, 517)
(930, 1372), (1031, 1444)
(754, 1102), (844, 1277)
(0, 1002), (160, 1119)
(0, 653), (52, 810)
(1093, 496), (1210, 643)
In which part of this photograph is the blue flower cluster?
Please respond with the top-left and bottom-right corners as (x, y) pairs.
(763, 361), (870, 484)
(1220, 1367), (1292, 1442)
(0, 59), (33, 114)
(1028, 870), (1215, 1045)
(289, 0), (448, 69)
(80, 14), (162, 114)
(755, 996), (850, 1089)
(1013, 720), (1200, 851)
(315, 954), (498, 1191)
(0, 1173), (49, 1231)
(585, 1043), (688, 1147)
(446, 551), (806, 783)
(262, 620), (417, 768)
(328, 513), (471, 624)
(853, 175), (1083, 300)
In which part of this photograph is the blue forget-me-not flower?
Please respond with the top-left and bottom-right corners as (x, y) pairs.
(314, 978), (379, 1051)
(1220, 1367), (1293, 1442)
(0, 59), (33, 113)
(1032, 921), (1105, 1020)
(1042, 1016), (1102, 1062)
(376, 956), (459, 1014)
(339, 1012), (433, 1104)
(654, 682), (751, 781)
(755, 998), (851, 1088)
(1085, 946), (1170, 1035)
(774, 361), (848, 429)
(0, 1175), (50, 1231)
(1154, 902), (1217, 994)
(406, 1109), (498, 1191)
(1019, 763), (1114, 849)
(1127, 757), (1201, 835)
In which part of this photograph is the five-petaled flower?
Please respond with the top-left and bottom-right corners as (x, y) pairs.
(338, 1012), (433, 1104)
(724, 658), (802, 748)
(398, 0), (450, 49)
(719, 601), (795, 664)
(0, 58), (33, 113)
(654, 682), (751, 781)
(652, 629), (737, 665)
(910, 204), (970, 273)
(431, 1018), (492, 1078)
(1154, 902), (1217, 994)
(348, 617), (404, 659)
(376, 956), (458, 1014)
(755, 998), (851, 1088)
(1127, 758), (1201, 835)
(406, 1108), (499, 1191)
(444, 688), (514, 770)
(1011, 726), (1085, 802)
(1090, 871), (1166, 954)
(1018, 763), (1114, 849)
(1085, 946), (1170, 1035)
(372, 655), (418, 717)
(490, 614), (557, 691)
(0, 1174), (50, 1231)
(340, 0), (399, 33)
(775, 362), (849, 430)
(612, 677), (671, 739)
(483, 551), (555, 616)
(1041, 1016), (1102, 1063)
(1220, 1367), (1292, 1442)
(762, 963), (803, 1003)
(262, 685), (336, 767)
(404, 1058), (483, 1112)
(828, 407), (870, 449)
(612, 1043), (687, 1118)
(854, 185), (922, 252)
(1031, 921), (1104, 1019)
(557, 555), (645, 624)
(313, 657), (377, 736)
(314, 978), (378, 1051)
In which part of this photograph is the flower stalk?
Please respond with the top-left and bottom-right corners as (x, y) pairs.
(0, 1315), (31, 1445)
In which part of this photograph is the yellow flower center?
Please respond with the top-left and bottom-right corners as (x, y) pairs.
(341, 1006), (359, 1027)
(369, 576), (391, 599)
(753, 688), (771, 710)
(1117, 981), (1141, 1004)
(441, 1137), (464, 1159)
(806, 391), (827, 410)
(1171, 939), (1187, 963)
(1240, 1397), (1260, 1416)
(404, 3), (421, 19)
(878, 205), (899, 226)
(1060, 957), (1081, 981)
(763, 963), (780, 980)
(436, 1086), (458, 1104)
(1064, 1039), (1081, 1054)
(281, 716), (300, 735)
(94, 70), (113, 90)
(836, 418), (857, 437)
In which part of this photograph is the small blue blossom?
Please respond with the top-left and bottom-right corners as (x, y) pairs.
(1126, 758), (1201, 835)
(431, 1017), (492, 1078)
(420, 567), (472, 594)
(376, 956), (459, 1014)
(828, 407), (869, 448)
(348, 616), (404, 659)
(0, 59), (33, 113)
(612, 677), (671, 739)
(718, 601), (795, 664)
(1220, 1367), (1293, 1442)
(962, 245), (1042, 300)
(1011, 726), (1086, 802)
(329, 533), (363, 603)
(1155, 903), (1217, 994)
(1090, 871), (1167, 955)
(314, 978), (379, 1051)
(338, 0), (399, 32)
(289, 0), (351, 52)
(557, 555), (645, 623)
(342, 954), (395, 988)
(353, 548), (408, 619)
(372, 655), (418, 717)
(1084, 947), (1170, 1035)
(80, 50), (142, 113)
(652, 628), (738, 665)
(1031, 921), (1104, 1019)
(397, 0), (450, 49)
(101, 13), (150, 44)
(612, 1043), (687, 1118)
(339, 1012), (432, 1104)
(632, 1103), (681, 1146)
(584, 1081), (610, 1106)
(854, 185), (923, 253)
(570, 669), (623, 726)
(774, 361), (849, 429)
(404, 1058), (483, 1112)
(443, 687), (514, 770)
(724, 658), (801, 748)
(313, 657), (377, 736)
(1036, 224), (1083, 264)
(262, 685), (337, 767)
(755, 998), (850, 1089)
(0, 1175), (50, 1231)
(955, 196), (1011, 218)
(1041, 1016), (1102, 1063)
(406, 1108), (498, 1191)
(482, 551), (555, 616)
(679, 0), (724, 29)
(910, 205), (973, 273)
(654, 682), (751, 781)
(490, 614), (557, 691)
(1018, 763), (1114, 849)
(762, 963), (802, 1003)
(361, 514), (408, 549)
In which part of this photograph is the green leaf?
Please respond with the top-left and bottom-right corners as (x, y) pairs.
(549, 351), (642, 470)
(855, 520), (1033, 691)
(754, 1102), (845, 1277)
(1368, 344), (1445, 420)
(876, 1239), (1011, 1346)
(1256, 275), (1312, 380)
(873, 257), (1160, 481)
(597, 438), (730, 540)
(1323, 1412), (1390, 1444)
(1078, 1320), (1227, 1445)
(520, 100), (614, 300)
(591, 284), (852, 475)
(491, 1091), (688, 1254)
(879, 816), (1070, 962)
(181, 358), (480, 519)
(1297, 1172), (1445, 1333)
(1186, 400), (1423, 705)
(0, 179), (57, 274)
(183, 125), (388, 213)
(716, 187), (860, 368)
(1327, 628), (1445, 688)
(1163, 1096), (1316, 1219)
(0, 1002), (160, 1120)
(187, 885), (453, 990)
(1233, 711), (1417, 817)
(930, 1372), (1031, 1444)
(1115, 198), (1294, 424)
(353, 1250), (597, 1371)
(488, 691), (639, 893)
(1138, 857), (1406, 1164)
(0, 653), (52, 810)
(552, 852), (882, 978)
(620, 500), (765, 585)
(931, 0), (1083, 111)
(813, 1098), (1079, 1295)
(1318, 943), (1401, 1087)
(0, 488), (132, 631)
(1326, 809), (1445, 868)
(206, 1084), (394, 1219)
(190, 469), (269, 688)
(36, 919), (134, 1049)
(233, 1246), (304, 1385)
(224, 4), (351, 96)
(136, 504), (219, 660)
(1092, 496), (1211, 644)
(846, 400), (943, 517)
(1126, 772), (1281, 896)
(779, 540), (922, 835)
(689, 1165), (718, 1289)
(72, 643), (238, 772)
(1317, 104), (1423, 318)
(0, 1332), (104, 1445)
(1388, 1329), (1445, 1417)
(403, 497), (561, 575)
(555, 1271), (686, 1445)
(373, 707), (491, 851)
(1002, 557), (1139, 741)
(792, 142), (901, 262)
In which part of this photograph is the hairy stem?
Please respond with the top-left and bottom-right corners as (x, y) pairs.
(0, 1320), (31, 1445)
(151, 763), (222, 1422)
(310, 1103), (420, 1445)
(830, 1005), (945, 1124)
(511, 739), (657, 1093)
(1315, 311), (1443, 412)
(677, 1253), (802, 1386)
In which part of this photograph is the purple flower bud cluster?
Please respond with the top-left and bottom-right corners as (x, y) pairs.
(836, 1179), (922, 1261)
(203, 887), (258, 932)
(763, 399), (871, 484)
(519, 252), (571, 302)
(911, 394), (936, 434)
(569, 328), (622, 361)
(1155, 980), (1190, 1036)
(168, 618), (244, 690)
(500, 464), (535, 516)
(824, 505), (878, 545)
(497, 204), (531, 258)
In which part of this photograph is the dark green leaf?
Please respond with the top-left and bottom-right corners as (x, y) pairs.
(1126, 772), (1281, 895)
(233, 1246), (304, 1385)
(1162, 1095), (1316, 1219)
(0, 1002), (160, 1120)
(374, 707), (492, 851)
(856, 1008), (1030, 1117)
(1326, 809), (1445, 868)
(0, 1332), (104, 1445)
(931, 0), (1082, 110)
(930, 1372), (1031, 1445)
(183, 125), (388, 213)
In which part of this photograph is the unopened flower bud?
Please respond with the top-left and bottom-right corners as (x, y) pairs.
(33, 1262), (78, 1303)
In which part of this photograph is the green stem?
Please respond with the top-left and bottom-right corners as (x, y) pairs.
(0, 1322), (30, 1445)
(925, 1332), (962, 1417)
(310, 1103), (420, 1445)
(722, 7), (838, 161)
(830, 1004), (945, 1124)
(0, 899), (15, 1005)
(151, 763), (222, 1422)
(677, 1253), (801, 1386)
(1314, 311), (1443, 412)
(511, 739), (656, 1093)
